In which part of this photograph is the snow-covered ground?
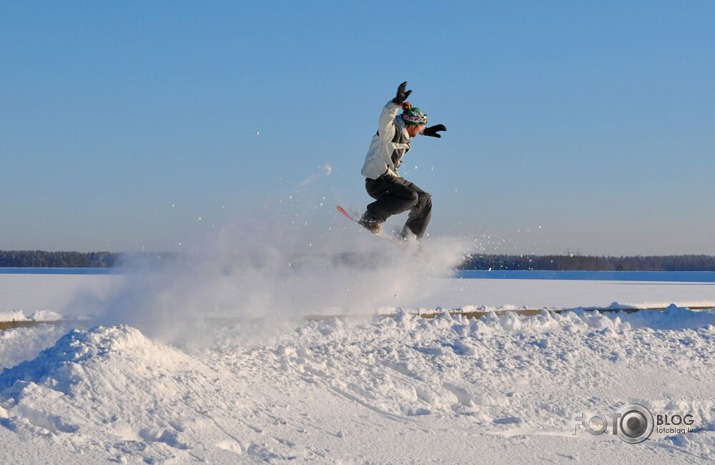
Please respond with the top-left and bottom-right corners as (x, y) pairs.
(1, 240), (715, 464)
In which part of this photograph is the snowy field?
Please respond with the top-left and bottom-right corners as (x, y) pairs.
(1, 241), (715, 464)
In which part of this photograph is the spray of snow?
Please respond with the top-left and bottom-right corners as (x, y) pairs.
(75, 168), (478, 343)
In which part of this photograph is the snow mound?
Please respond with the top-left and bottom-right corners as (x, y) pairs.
(0, 310), (27, 322)
(0, 326), (244, 463)
(0, 325), (194, 393)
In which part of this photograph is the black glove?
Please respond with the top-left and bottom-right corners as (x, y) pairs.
(392, 81), (412, 104)
(422, 124), (447, 138)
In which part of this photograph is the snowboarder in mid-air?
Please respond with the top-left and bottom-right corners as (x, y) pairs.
(359, 81), (447, 240)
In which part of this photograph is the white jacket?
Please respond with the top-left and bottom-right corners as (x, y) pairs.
(361, 100), (411, 179)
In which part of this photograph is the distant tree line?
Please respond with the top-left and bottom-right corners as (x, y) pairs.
(3, 250), (715, 272)
(0, 250), (120, 268)
(460, 254), (715, 272)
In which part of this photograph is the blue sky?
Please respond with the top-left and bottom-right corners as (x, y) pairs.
(2, 1), (714, 255)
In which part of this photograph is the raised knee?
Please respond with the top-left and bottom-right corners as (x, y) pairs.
(420, 192), (432, 210)
(403, 190), (420, 207)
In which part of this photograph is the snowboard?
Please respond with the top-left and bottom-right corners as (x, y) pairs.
(335, 205), (406, 247)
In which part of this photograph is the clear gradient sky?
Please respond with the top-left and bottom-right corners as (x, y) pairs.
(2, 1), (714, 255)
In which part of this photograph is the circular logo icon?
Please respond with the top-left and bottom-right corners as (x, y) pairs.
(616, 403), (654, 444)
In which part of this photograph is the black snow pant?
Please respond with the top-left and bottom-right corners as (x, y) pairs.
(364, 175), (432, 238)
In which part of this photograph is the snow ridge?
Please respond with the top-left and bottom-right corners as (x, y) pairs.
(1, 307), (715, 464)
